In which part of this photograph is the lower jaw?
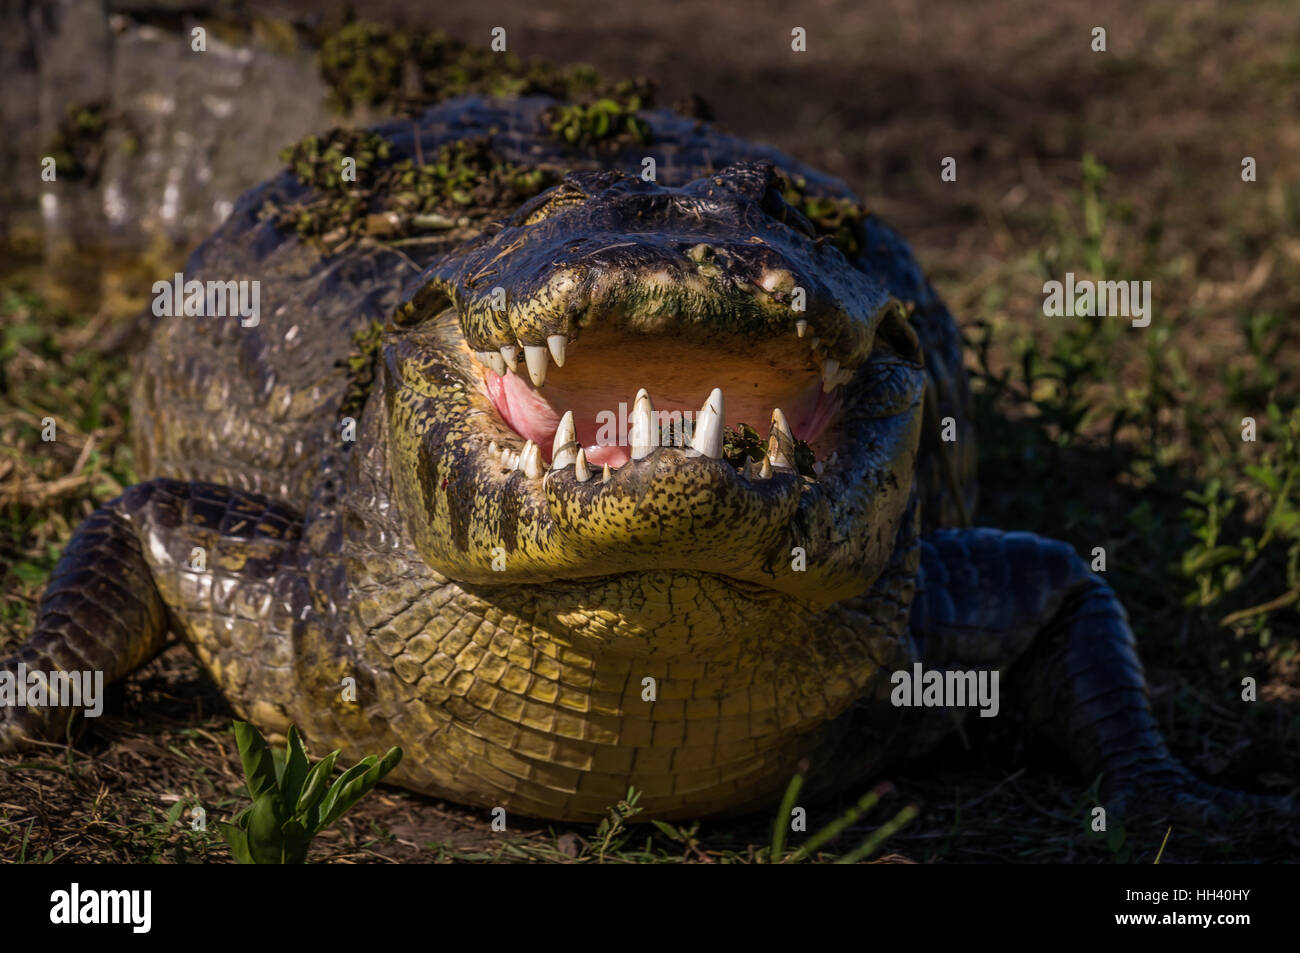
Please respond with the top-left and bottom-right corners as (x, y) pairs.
(426, 442), (890, 606)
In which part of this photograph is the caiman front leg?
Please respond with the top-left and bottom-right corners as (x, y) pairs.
(1, 478), (307, 752)
(910, 528), (1297, 825)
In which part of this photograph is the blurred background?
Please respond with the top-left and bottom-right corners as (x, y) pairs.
(1, 0), (1298, 862)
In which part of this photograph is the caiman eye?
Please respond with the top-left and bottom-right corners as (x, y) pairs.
(874, 300), (924, 365)
(392, 279), (453, 327)
(508, 181), (588, 226)
(760, 186), (818, 239)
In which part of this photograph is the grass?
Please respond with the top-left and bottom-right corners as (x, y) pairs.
(0, 284), (138, 638)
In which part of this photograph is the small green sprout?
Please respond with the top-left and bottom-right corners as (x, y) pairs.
(218, 720), (401, 864)
(770, 772), (917, 864)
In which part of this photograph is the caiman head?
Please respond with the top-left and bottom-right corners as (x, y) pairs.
(381, 161), (925, 638)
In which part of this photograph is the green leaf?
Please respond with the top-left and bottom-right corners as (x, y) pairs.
(650, 819), (681, 840)
(217, 822), (256, 865)
(1245, 464), (1282, 495)
(12, 563), (47, 585)
(296, 750), (340, 824)
(280, 818), (313, 865)
(246, 793), (287, 864)
(232, 721), (280, 802)
(319, 747), (403, 830)
(164, 799), (185, 826)
(770, 772), (804, 860)
(280, 726), (311, 810)
(790, 785), (885, 862)
(833, 804), (918, 864)
(315, 757), (377, 832)
(1269, 509), (1299, 535)
(1182, 544), (1243, 574)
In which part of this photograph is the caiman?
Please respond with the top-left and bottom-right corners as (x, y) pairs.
(2, 95), (1292, 826)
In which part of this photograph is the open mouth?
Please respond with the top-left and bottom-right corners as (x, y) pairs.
(386, 295), (924, 602)
(391, 161), (928, 597)
(472, 320), (859, 479)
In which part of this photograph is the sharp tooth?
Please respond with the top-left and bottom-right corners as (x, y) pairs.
(574, 447), (591, 482)
(484, 351), (506, 376)
(822, 357), (840, 393)
(520, 440), (543, 478)
(795, 319), (808, 338)
(835, 367), (854, 388)
(768, 408), (794, 468)
(475, 351), (492, 369)
(602, 463), (612, 483)
(547, 334), (567, 368)
(690, 387), (725, 458)
(767, 435), (793, 468)
(489, 440), (499, 457)
(741, 457), (754, 479)
(523, 345), (549, 386)
(552, 410), (577, 470)
(630, 388), (655, 460)
(809, 337), (820, 351)
(759, 456), (772, 478)
(770, 407), (794, 444)
(500, 344), (519, 369)
(504, 449), (518, 469)
(514, 441), (533, 471)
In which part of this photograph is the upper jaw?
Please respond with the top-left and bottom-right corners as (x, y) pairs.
(407, 164), (898, 394)
(429, 243), (890, 393)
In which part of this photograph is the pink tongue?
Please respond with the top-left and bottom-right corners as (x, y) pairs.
(481, 368), (836, 468)
(484, 370), (631, 466)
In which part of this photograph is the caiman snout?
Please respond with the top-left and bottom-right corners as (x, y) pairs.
(385, 160), (926, 606)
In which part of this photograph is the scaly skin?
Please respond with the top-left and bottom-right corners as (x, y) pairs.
(2, 95), (1290, 826)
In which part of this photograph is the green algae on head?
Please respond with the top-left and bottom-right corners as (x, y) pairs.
(268, 131), (561, 250)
